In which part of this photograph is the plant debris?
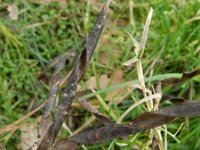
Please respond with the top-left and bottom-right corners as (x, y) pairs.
(36, 0), (111, 149)
(162, 67), (200, 86)
(35, 1), (200, 149)
(7, 3), (19, 21)
(52, 102), (200, 150)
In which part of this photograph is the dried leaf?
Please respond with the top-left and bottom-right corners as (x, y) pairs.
(111, 69), (123, 85)
(123, 8), (153, 66)
(78, 99), (112, 125)
(162, 67), (200, 86)
(53, 102), (200, 150)
(37, 1), (111, 149)
(107, 69), (124, 100)
(7, 4), (19, 20)
(162, 94), (186, 103)
(39, 57), (65, 137)
(101, 34), (111, 45)
(86, 76), (97, 89)
(182, 67), (200, 80)
(36, 2), (200, 149)
(0, 144), (6, 150)
(139, 7), (153, 58)
(99, 52), (108, 64)
(127, 32), (140, 56)
(99, 74), (109, 89)
(87, 69), (123, 91)
(18, 125), (39, 150)
(0, 102), (45, 135)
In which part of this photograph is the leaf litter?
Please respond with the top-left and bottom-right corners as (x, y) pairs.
(33, 1), (200, 149)
(36, 0), (112, 149)
(7, 3), (19, 21)
(52, 102), (200, 150)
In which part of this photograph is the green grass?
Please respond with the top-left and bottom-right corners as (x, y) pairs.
(0, 0), (200, 149)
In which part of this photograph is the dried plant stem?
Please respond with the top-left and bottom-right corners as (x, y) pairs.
(0, 101), (45, 135)
(117, 93), (161, 123)
(160, 126), (180, 143)
(164, 125), (168, 150)
(136, 60), (153, 110)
